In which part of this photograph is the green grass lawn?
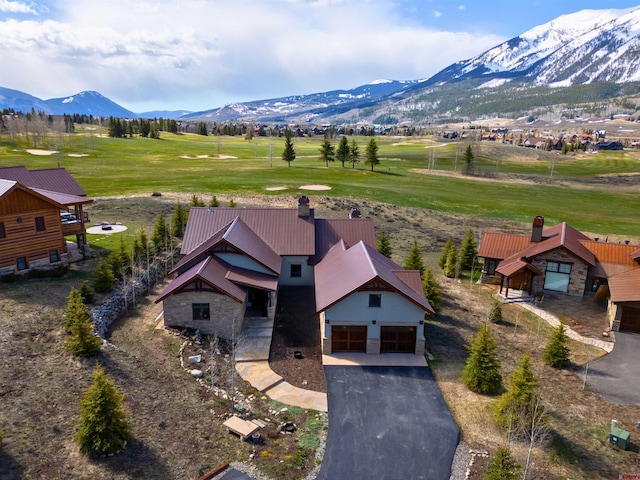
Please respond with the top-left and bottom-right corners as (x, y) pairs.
(1, 131), (639, 236)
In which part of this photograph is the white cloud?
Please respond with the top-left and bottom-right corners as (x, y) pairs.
(0, 0), (505, 111)
(458, 5), (466, 10)
(433, 9), (442, 17)
(0, 0), (37, 14)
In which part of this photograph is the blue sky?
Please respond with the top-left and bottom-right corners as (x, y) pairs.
(1, 0), (639, 112)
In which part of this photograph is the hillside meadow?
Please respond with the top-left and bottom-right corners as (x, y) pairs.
(0, 128), (639, 239)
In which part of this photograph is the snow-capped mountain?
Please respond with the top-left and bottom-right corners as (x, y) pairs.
(425, 6), (640, 87)
(44, 91), (137, 117)
(181, 80), (420, 121)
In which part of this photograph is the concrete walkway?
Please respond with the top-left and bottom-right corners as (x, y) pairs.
(235, 317), (328, 412)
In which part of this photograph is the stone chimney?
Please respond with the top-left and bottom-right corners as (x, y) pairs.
(349, 207), (361, 219)
(531, 216), (544, 243)
(298, 196), (310, 218)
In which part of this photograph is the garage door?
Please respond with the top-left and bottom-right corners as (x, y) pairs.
(381, 326), (416, 353)
(620, 307), (640, 334)
(331, 325), (367, 352)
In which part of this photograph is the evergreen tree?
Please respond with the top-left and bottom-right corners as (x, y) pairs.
(209, 195), (219, 207)
(463, 144), (475, 175)
(422, 269), (442, 314)
(488, 299), (503, 323)
(336, 135), (350, 167)
(459, 228), (478, 272)
(63, 288), (101, 357)
(495, 353), (539, 435)
(282, 128), (296, 167)
(543, 324), (571, 368)
(92, 257), (115, 293)
(189, 194), (205, 207)
(443, 243), (458, 278)
(482, 447), (521, 480)
(319, 137), (335, 167)
(137, 228), (149, 259)
(462, 323), (502, 394)
(151, 214), (169, 253)
(74, 365), (133, 456)
(439, 238), (454, 270)
(365, 137), (380, 171)
(171, 202), (188, 238)
(404, 240), (425, 279)
(349, 139), (360, 168)
(79, 280), (95, 304)
(228, 198), (237, 208)
(196, 122), (208, 136)
(376, 229), (392, 258)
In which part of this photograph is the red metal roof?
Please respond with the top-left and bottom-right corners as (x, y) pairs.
(156, 257), (247, 303)
(478, 233), (531, 259)
(496, 258), (543, 278)
(32, 188), (93, 206)
(580, 240), (639, 267)
(608, 268), (640, 302)
(225, 265), (278, 291)
(314, 240), (434, 314)
(0, 166), (87, 196)
(182, 208), (315, 256)
(313, 218), (376, 263)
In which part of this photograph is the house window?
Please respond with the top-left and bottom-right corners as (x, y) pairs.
(290, 264), (302, 278)
(544, 261), (571, 292)
(35, 216), (45, 232)
(192, 303), (210, 321)
(0, 221), (5, 239)
(16, 257), (28, 271)
(486, 259), (497, 275)
(369, 293), (382, 308)
(49, 250), (60, 263)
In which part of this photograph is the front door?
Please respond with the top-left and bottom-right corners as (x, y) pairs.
(331, 325), (367, 352)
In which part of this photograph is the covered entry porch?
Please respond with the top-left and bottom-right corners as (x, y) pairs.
(497, 259), (542, 299)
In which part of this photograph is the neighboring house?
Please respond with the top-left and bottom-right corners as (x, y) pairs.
(0, 166), (92, 275)
(478, 216), (640, 333)
(156, 197), (434, 355)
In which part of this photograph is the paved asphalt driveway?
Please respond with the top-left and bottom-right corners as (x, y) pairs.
(588, 332), (640, 405)
(316, 366), (459, 480)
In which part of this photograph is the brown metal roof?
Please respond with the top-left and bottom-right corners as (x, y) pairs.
(174, 217), (281, 275)
(182, 208), (315, 256)
(496, 258), (543, 278)
(225, 265), (278, 291)
(632, 249), (640, 261)
(156, 257), (246, 303)
(0, 181), (68, 210)
(313, 218), (376, 264)
(32, 188), (93, 206)
(392, 270), (424, 296)
(478, 232), (531, 259)
(0, 166), (87, 196)
(314, 241), (434, 314)
(608, 268), (640, 302)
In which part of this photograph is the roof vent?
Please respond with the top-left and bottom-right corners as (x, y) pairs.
(298, 195), (310, 218)
(349, 208), (361, 219)
(531, 216), (544, 243)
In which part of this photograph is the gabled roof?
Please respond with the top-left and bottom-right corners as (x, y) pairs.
(156, 256), (247, 303)
(631, 248), (640, 261)
(479, 223), (595, 267)
(313, 218), (376, 264)
(608, 268), (640, 302)
(174, 217), (282, 274)
(182, 208), (315, 256)
(0, 179), (67, 210)
(0, 166), (87, 196)
(496, 257), (543, 278)
(314, 240), (434, 314)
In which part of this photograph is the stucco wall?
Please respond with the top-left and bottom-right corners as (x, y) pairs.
(325, 290), (424, 324)
(163, 291), (245, 338)
(278, 256), (314, 286)
(216, 253), (274, 275)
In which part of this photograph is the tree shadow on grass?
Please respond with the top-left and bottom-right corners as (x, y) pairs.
(95, 438), (171, 479)
(0, 450), (24, 480)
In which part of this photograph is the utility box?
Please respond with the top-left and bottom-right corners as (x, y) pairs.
(610, 419), (630, 450)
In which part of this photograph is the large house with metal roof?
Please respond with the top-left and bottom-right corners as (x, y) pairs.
(156, 197), (434, 355)
(0, 166), (92, 275)
(478, 216), (640, 333)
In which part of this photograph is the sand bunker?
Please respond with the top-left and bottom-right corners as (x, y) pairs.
(179, 154), (238, 159)
(68, 153), (89, 157)
(299, 184), (331, 191)
(265, 186), (288, 191)
(26, 149), (58, 156)
(86, 224), (128, 235)
(180, 154), (210, 159)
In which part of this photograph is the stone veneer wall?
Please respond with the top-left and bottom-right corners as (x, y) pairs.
(163, 291), (245, 339)
(530, 248), (588, 297)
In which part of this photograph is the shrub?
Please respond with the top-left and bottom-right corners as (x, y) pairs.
(92, 257), (115, 293)
(482, 446), (521, 480)
(543, 324), (571, 368)
(79, 280), (95, 304)
(488, 300), (503, 323)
